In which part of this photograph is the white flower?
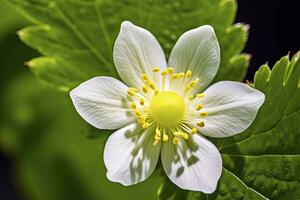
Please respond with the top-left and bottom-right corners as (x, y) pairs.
(70, 21), (265, 193)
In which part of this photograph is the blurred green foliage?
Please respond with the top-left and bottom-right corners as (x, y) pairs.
(0, 1), (161, 200)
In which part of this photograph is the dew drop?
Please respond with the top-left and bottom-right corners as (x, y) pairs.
(170, 34), (177, 40)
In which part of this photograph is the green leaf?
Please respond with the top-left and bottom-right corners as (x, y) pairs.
(8, 0), (248, 90)
(157, 52), (300, 200)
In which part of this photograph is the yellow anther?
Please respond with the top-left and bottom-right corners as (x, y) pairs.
(153, 138), (160, 146)
(149, 82), (156, 90)
(172, 137), (179, 145)
(152, 67), (160, 72)
(196, 104), (203, 111)
(130, 87), (139, 92)
(142, 85), (148, 93)
(155, 128), (161, 136)
(190, 128), (197, 134)
(134, 109), (141, 117)
(155, 129), (161, 140)
(197, 121), (205, 128)
(142, 74), (149, 81)
(186, 70), (192, 78)
(154, 134), (161, 140)
(187, 82), (194, 88)
(172, 73), (179, 79)
(196, 93), (205, 98)
(180, 132), (189, 140)
(187, 78), (199, 89)
(138, 118), (145, 124)
(153, 130), (161, 145)
(178, 72), (185, 78)
(127, 89), (135, 96)
(188, 95), (194, 101)
(138, 115), (146, 124)
(200, 111), (208, 117)
(143, 122), (150, 129)
(167, 67), (174, 74)
(130, 102), (137, 109)
(139, 97), (145, 106)
(174, 131), (181, 136)
(161, 70), (167, 76)
(163, 135), (168, 142)
(154, 90), (159, 95)
(187, 81), (196, 88)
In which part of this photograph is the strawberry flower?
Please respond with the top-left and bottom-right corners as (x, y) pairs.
(70, 21), (264, 193)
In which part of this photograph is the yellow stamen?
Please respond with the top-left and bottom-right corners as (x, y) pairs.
(161, 70), (167, 91)
(134, 109), (141, 117)
(196, 104), (203, 111)
(155, 128), (161, 136)
(139, 97), (145, 106)
(149, 82), (156, 90)
(154, 129), (161, 141)
(143, 122), (150, 129)
(180, 132), (189, 140)
(154, 90), (159, 95)
(127, 89), (135, 96)
(167, 67), (174, 74)
(172, 73), (179, 79)
(174, 131), (181, 136)
(154, 134), (161, 140)
(186, 70), (192, 78)
(142, 74), (149, 81)
(197, 121), (205, 127)
(142, 85), (148, 93)
(187, 78), (199, 89)
(130, 87), (139, 92)
(196, 93), (205, 98)
(178, 72), (185, 78)
(153, 130), (161, 145)
(161, 70), (167, 76)
(163, 134), (169, 142)
(130, 102), (136, 109)
(188, 95), (194, 101)
(152, 67), (160, 72)
(172, 137), (179, 144)
(200, 111), (208, 117)
(190, 128), (197, 134)
(138, 118), (145, 124)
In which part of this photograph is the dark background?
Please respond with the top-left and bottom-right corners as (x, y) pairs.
(0, 0), (299, 199)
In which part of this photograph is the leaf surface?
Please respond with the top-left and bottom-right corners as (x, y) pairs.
(9, 0), (248, 90)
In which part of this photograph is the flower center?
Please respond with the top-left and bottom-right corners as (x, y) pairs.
(150, 91), (185, 126)
(126, 67), (208, 146)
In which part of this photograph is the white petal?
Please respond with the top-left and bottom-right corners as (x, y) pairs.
(168, 25), (220, 92)
(104, 123), (161, 186)
(113, 21), (167, 87)
(161, 135), (222, 193)
(192, 81), (265, 138)
(70, 76), (135, 130)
